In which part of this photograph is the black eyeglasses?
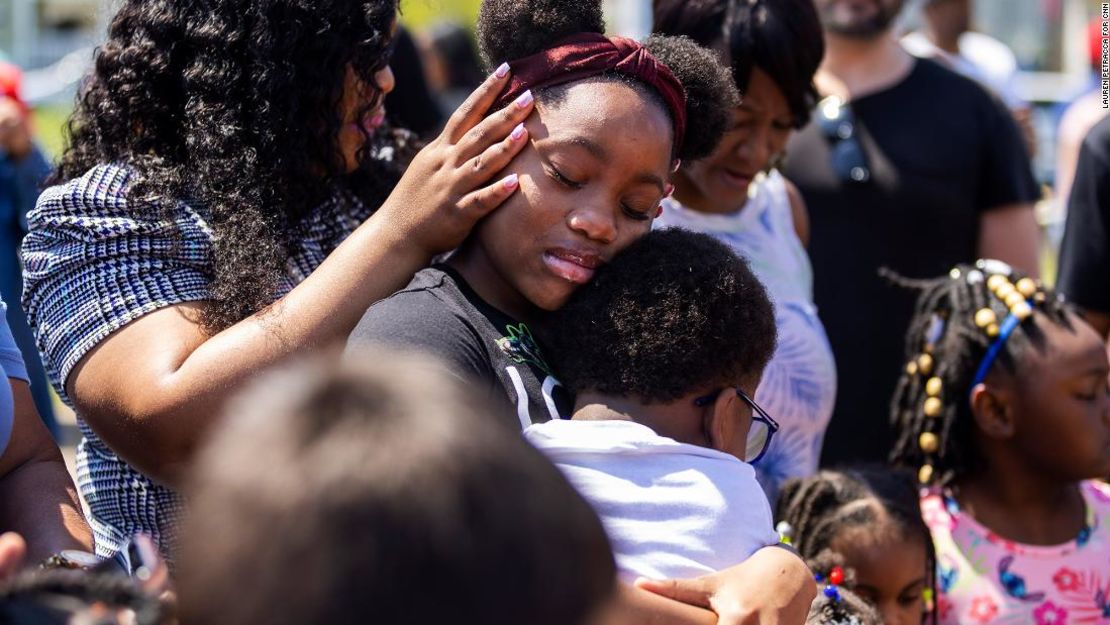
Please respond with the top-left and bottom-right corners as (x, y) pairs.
(694, 388), (780, 464)
(816, 96), (871, 184)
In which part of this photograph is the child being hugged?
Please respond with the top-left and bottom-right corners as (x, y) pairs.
(526, 228), (782, 581)
(889, 260), (1110, 625)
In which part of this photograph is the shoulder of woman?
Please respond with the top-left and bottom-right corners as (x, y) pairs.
(778, 174), (810, 246)
(28, 164), (210, 247)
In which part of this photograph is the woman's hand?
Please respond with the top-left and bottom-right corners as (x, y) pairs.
(635, 546), (816, 625)
(377, 63), (535, 257)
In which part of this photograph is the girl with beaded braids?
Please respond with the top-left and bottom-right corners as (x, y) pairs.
(888, 260), (1110, 625)
(22, 0), (539, 563)
(776, 467), (937, 625)
(348, 1), (817, 624)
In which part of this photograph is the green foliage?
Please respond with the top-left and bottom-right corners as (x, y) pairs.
(30, 103), (71, 160)
(400, 0), (481, 31)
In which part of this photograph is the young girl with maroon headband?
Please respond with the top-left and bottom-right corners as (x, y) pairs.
(348, 0), (736, 426)
(347, 0), (817, 623)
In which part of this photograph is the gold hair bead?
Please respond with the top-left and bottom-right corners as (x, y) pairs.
(919, 432), (940, 454)
(906, 361), (919, 376)
(1016, 278), (1037, 298)
(986, 274), (1007, 291)
(986, 323), (1000, 338)
(924, 397), (943, 417)
(974, 308), (997, 329)
(918, 464), (935, 484)
(995, 283), (1016, 300)
(917, 353), (934, 375)
(925, 377), (943, 397)
(1011, 301), (1033, 321)
(1004, 292), (1026, 309)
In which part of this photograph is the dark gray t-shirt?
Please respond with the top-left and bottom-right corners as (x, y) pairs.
(346, 265), (571, 428)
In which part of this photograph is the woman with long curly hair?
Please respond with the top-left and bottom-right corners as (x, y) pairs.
(21, 0), (534, 563)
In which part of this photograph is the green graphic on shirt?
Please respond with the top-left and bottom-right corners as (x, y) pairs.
(496, 323), (553, 376)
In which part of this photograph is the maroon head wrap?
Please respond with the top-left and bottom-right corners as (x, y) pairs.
(497, 32), (688, 151)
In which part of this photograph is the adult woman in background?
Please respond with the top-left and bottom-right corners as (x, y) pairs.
(22, 0), (533, 562)
(654, 0), (833, 501)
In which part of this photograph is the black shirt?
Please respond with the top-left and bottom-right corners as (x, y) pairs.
(346, 265), (571, 428)
(784, 58), (1038, 465)
(1058, 114), (1110, 313)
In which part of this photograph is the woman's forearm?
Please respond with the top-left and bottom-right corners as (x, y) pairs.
(614, 584), (718, 625)
(0, 382), (92, 561)
(70, 215), (430, 485)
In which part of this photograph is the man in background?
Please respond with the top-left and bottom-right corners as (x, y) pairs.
(784, 0), (1040, 465)
(901, 0), (1035, 155)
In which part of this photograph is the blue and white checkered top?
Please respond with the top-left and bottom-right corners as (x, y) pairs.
(21, 164), (375, 562)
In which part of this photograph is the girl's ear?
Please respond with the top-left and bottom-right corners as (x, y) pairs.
(969, 383), (1016, 439)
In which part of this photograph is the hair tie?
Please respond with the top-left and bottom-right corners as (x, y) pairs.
(816, 566), (845, 602)
(497, 33), (688, 150)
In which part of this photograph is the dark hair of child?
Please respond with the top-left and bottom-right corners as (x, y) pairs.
(176, 353), (616, 625)
(653, 0), (825, 127)
(776, 467), (938, 624)
(546, 228), (776, 403)
(0, 569), (169, 625)
(476, 0), (740, 161)
(805, 552), (881, 625)
(885, 262), (1071, 487)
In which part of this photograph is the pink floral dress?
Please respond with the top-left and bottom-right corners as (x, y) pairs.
(921, 481), (1110, 625)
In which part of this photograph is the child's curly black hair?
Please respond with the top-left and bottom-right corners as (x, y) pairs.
(476, 0), (738, 161)
(546, 228), (776, 404)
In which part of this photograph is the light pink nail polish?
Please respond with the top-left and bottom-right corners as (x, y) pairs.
(515, 90), (534, 109)
(495, 62), (510, 79)
(511, 123), (526, 141)
(503, 174), (519, 190)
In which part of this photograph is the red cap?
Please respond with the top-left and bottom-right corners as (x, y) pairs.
(0, 62), (29, 116)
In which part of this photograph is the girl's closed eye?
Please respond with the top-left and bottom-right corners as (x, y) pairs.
(546, 162), (585, 189)
(1073, 373), (1110, 401)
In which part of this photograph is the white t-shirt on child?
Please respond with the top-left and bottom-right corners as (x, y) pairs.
(524, 419), (780, 582)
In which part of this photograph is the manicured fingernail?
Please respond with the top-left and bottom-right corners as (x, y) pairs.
(495, 62), (510, 79)
(515, 90), (533, 109)
(503, 173), (519, 190)
(510, 123), (526, 141)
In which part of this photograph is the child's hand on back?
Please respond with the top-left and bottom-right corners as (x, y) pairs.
(635, 545), (816, 625)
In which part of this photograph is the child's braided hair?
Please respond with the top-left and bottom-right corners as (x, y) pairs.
(776, 467), (937, 624)
(885, 261), (1071, 487)
(805, 552), (880, 625)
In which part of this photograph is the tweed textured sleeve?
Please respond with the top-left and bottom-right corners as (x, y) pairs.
(21, 164), (214, 398)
